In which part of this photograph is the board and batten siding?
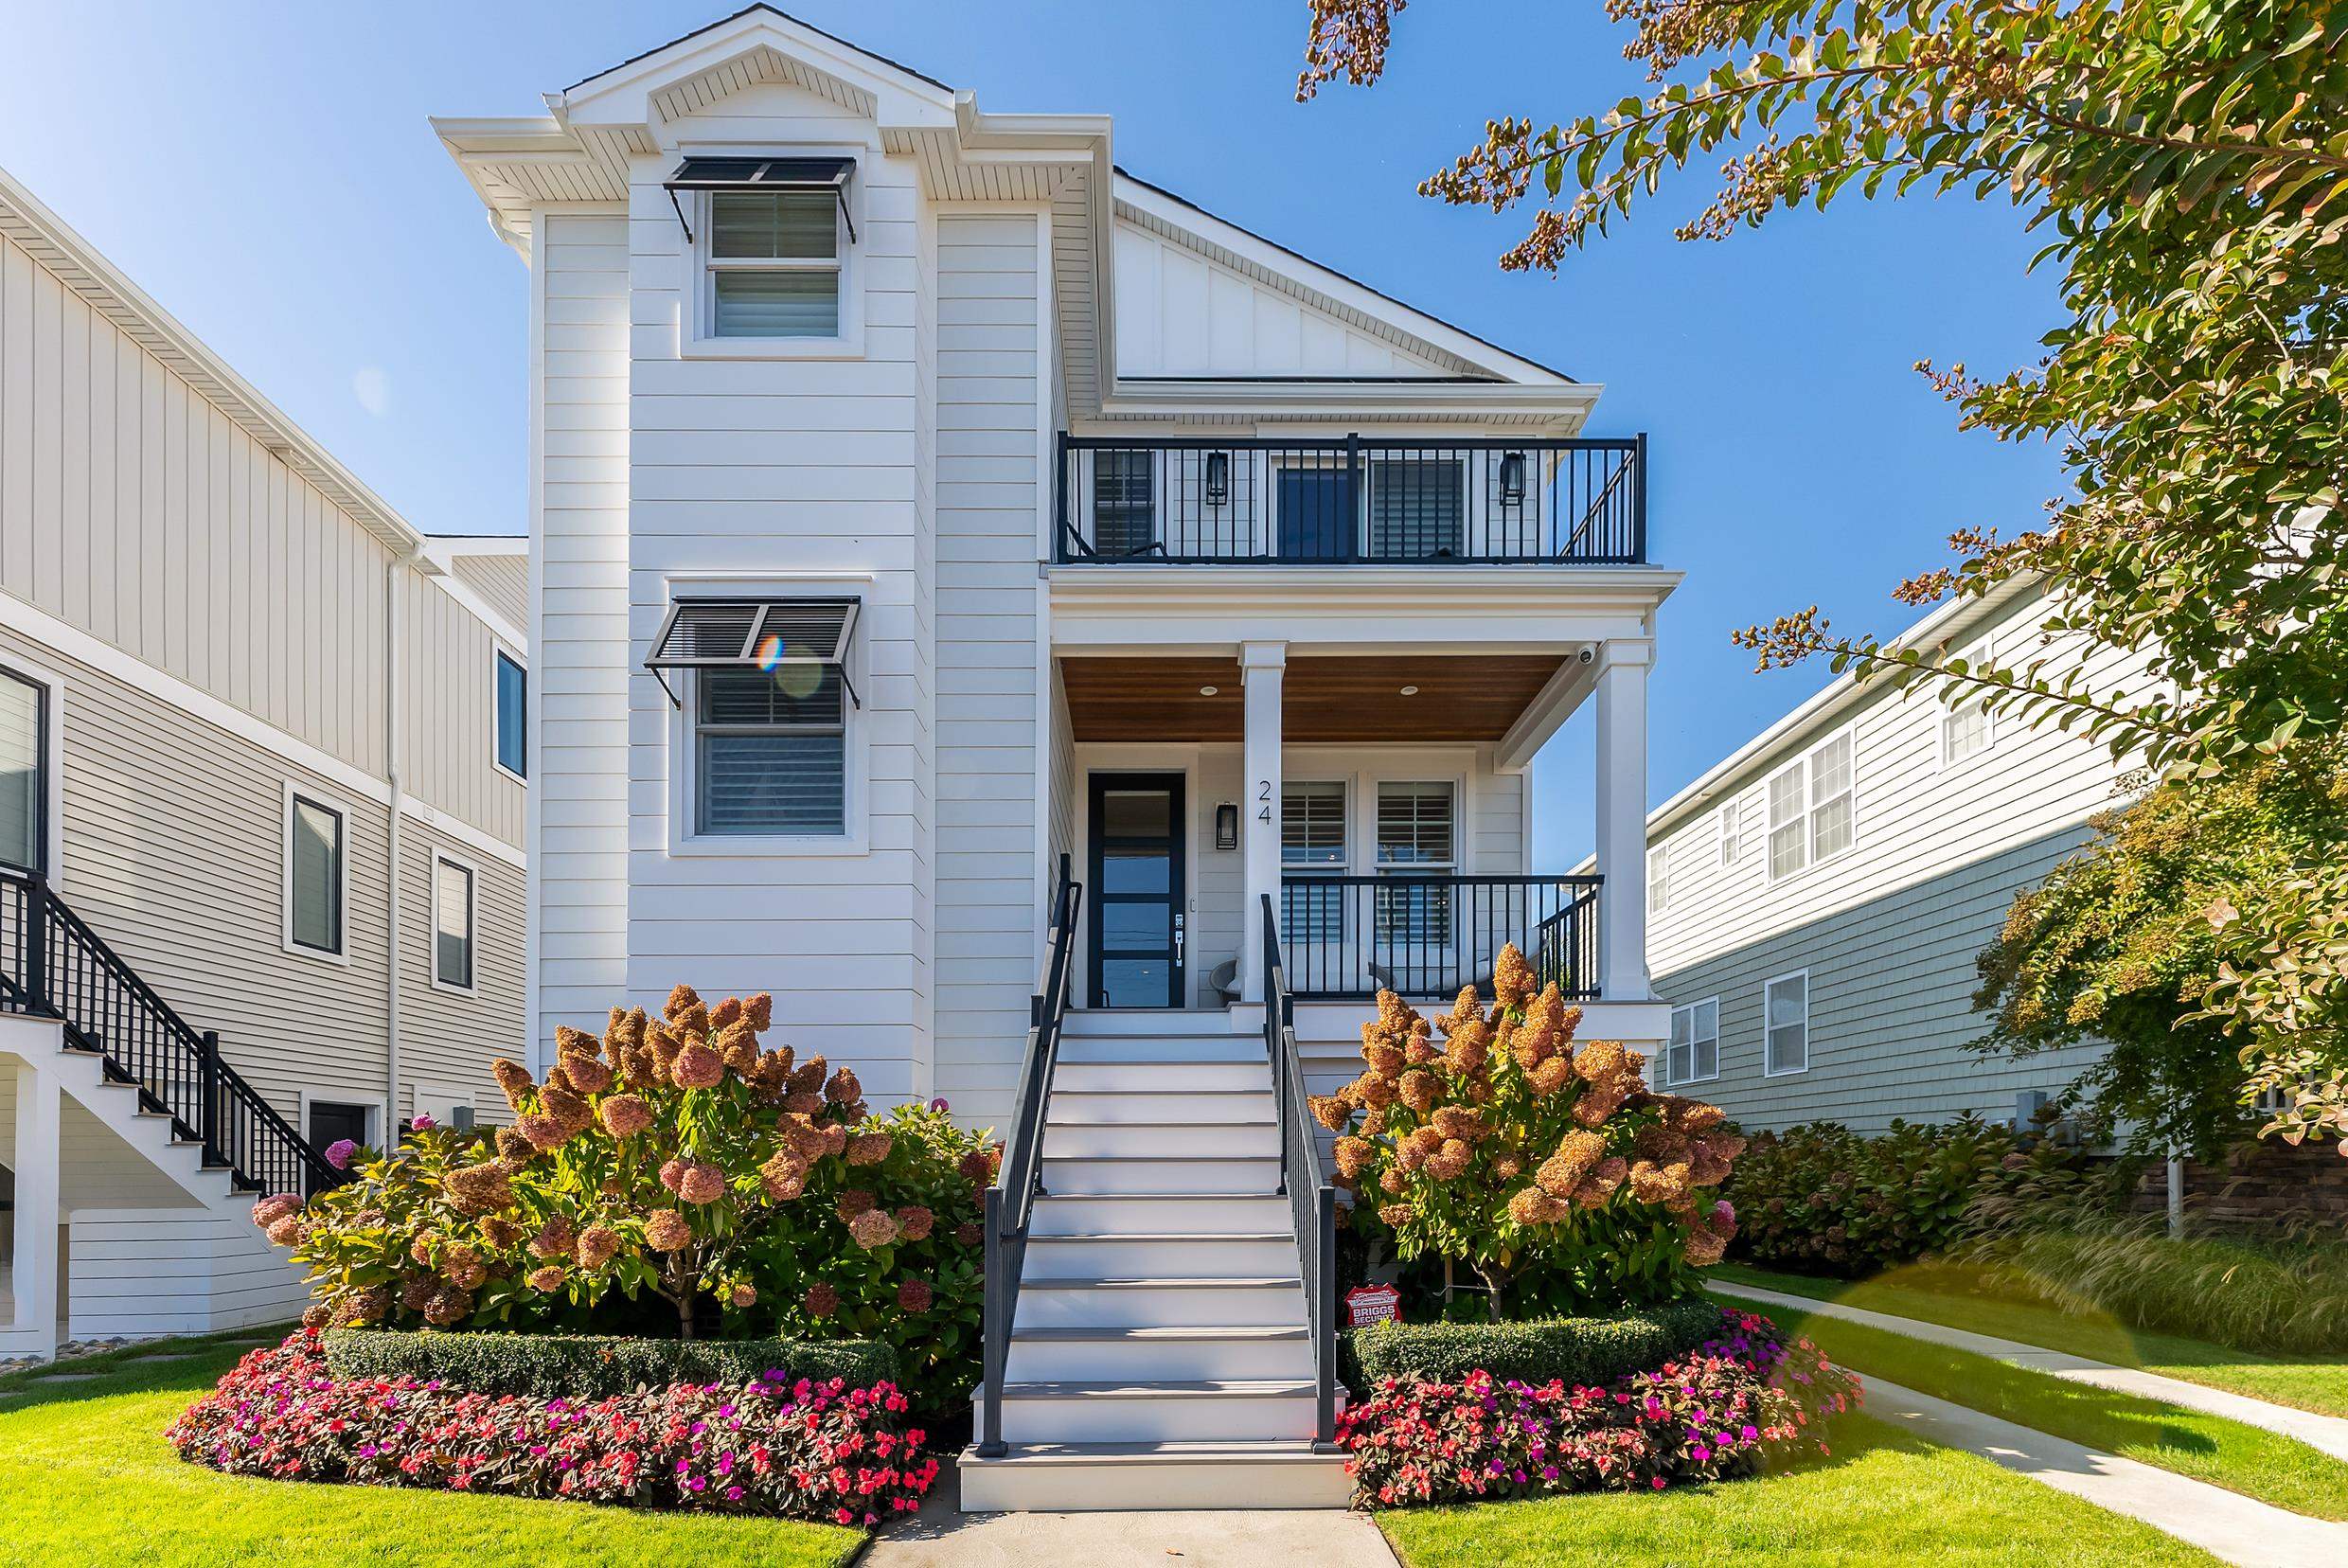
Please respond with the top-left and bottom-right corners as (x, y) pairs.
(932, 211), (1044, 1128)
(531, 208), (632, 1064)
(1647, 592), (2148, 1130)
(448, 551), (528, 633)
(401, 569), (525, 846)
(619, 80), (934, 1099)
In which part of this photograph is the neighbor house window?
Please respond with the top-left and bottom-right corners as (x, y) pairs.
(0, 668), (47, 874)
(1646, 843), (1672, 916)
(1282, 781), (1347, 943)
(1717, 800), (1740, 865)
(1376, 781), (1454, 945)
(494, 650), (526, 780)
(1368, 457), (1466, 559)
(1765, 971), (1809, 1075)
(1093, 449), (1157, 557)
(708, 189), (841, 338)
(1767, 730), (1856, 879)
(286, 791), (346, 957)
(696, 667), (847, 836)
(1668, 998), (1719, 1085)
(434, 855), (475, 990)
(1940, 642), (1993, 767)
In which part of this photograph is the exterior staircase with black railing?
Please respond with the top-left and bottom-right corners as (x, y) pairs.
(0, 867), (340, 1198)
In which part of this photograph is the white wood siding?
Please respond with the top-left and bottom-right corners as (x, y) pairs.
(398, 830), (525, 1124)
(449, 552), (528, 632)
(933, 212), (1043, 1128)
(532, 209), (632, 1064)
(401, 570), (525, 846)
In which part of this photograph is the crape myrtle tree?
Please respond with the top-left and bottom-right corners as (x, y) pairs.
(1296, 1), (2348, 1143)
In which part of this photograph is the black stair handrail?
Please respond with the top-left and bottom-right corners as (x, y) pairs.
(0, 866), (339, 1196)
(977, 852), (1083, 1457)
(1262, 893), (1342, 1450)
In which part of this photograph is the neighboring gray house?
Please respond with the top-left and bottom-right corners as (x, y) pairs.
(1630, 579), (2147, 1134)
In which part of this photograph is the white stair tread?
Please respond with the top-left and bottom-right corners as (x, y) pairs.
(1047, 1115), (1277, 1127)
(1027, 1232), (1292, 1245)
(1013, 1325), (1310, 1342)
(1043, 1153), (1277, 1163)
(1002, 1379), (1322, 1399)
(1021, 1275), (1302, 1290)
(1049, 1087), (1269, 1096)
(966, 1439), (1342, 1462)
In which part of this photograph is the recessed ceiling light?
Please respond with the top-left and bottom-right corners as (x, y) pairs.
(1399, 685), (1419, 696)
(1199, 686), (1218, 697)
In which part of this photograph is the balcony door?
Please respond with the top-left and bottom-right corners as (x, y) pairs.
(1088, 773), (1186, 1007)
(1275, 467), (1356, 562)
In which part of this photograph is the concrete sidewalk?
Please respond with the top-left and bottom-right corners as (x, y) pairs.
(1862, 1374), (2348, 1568)
(1714, 1279), (2348, 1463)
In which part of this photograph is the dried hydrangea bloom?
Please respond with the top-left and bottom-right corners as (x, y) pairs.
(712, 1017), (758, 1064)
(422, 1285), (473, 1327)
(478, 1215), (523, 1249)
(598, 1094), (653, 1137)
(1397, 1069), (1439, 1114)
(955, 1221), (984, 1248)
(1507, 1185), (1566, 1226)
(301, 1303), (332, 1329)
(1379, 1167), (1407, 1195)
(1334, 1135), (1374, 1178)
(845, 1131), (893, 1167)
(1709, 1199), (1737, 1239)
(1308, 1095), (1349, 1132)
(441, 1244), (489, 1291)
(820, 1123), (849, 1158)
(1525, 1056), (1573, 1097)
(251, 1193), (302, 1231)
(1492, 1151), (1524, 1181)
(1688, 1141), (1734, 1187)
(576, 1223), (621, 1270)
(671, 1042), (724, 1090)
(491, 1058), (536, 1112)
(1536, 1130), (1608, 1197)
(1510, 1026), (1552, 1072)
(1682, 1227), (1728, 1266)
(1437, 986), (1481, 1035)
(1402, 1036), (1440, 1068)
(554, 1024), (599, 1058)
(1492, 943), (1538, 1010)
(897, 1277), (934, 1312)
(1359, 1074), (1397, 1111)
(759, 1164), (807, 1203)
(676, 1162), (725, 1205)
(779, 1090), (820, 1116)
(709, 995), (744, 1030)
(790, 1057), (828, 1094)
(1572, 1084), (1629, 1129)
(890, 1204), (934, 1241)
(745, 991), (774, 1030)
(644, 1208), (692, 1252)
(400, 1274), (437, 1310)
(560, 1052), (614, 1095)
(1634, 1125), (1690, 1163)
(1377, 1202), (1415, 1228)
(529, 1215), (577, 1258)
(1448, 1025), (1490, 1076)
(1627, 1160), (1690, 1203)
(1573, 1040), (1628, 1084)
(826, 1067), (863, 1103)
(806, 1281), (840, 1318)
(1430, 1105), (1485, 1142)
(728, 1281), (757, 1308)
(848, 1208), (900, 1249)
(665, 983), (703, 1021)
(444, 1161), (514, 1216)
(1362, 1042), (1406, 1078)
(837, 1188), (878, 1221)
(1374, 990), (1420, 1029)
(525, 1264), (566, 1292)
(1426, 1139), (1472, 1181)
(1359, 1106), (1389, 1136)
(675, 1001), (711, 1039)
(958, 1148), (997, 1185)
(264, 1215), (308, 1247)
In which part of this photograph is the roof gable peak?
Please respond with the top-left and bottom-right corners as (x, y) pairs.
(560, 5), (955, 129)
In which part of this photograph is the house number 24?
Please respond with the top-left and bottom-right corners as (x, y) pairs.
(1258, 780), (1273, 823)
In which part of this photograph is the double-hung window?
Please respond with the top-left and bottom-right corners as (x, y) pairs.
(1367, 457), (1466, 559)
(434, 854), (476, 991)
(1717, 799), (1740, 865)
(1940, 641), (1994, 767)
(1375, 782), (1454, 947)
(286, 790), (347, 960)
(1765, 971), (1809, 1076)
(493, 650), (526, 781)
(1092, 450), (1158, 557)
(0, 668), (48, 875)
(1767, 729), (1856, 879)
(708, 187), (843, 338)
(1646, 843), (1672, 915)
(1667, 998), (1719, 1085)
(1281, 781), (1347, 943)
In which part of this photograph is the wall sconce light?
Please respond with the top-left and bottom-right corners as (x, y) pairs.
(1204, 450), (1231, 508)
(1498, 451), (1527, 507)
(1215, 802), (1239, 850)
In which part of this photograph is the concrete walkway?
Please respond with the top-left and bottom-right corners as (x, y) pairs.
(1714, 1279), (2348, 1463)
(1863, 1374), (2348, 1568)
(864, 1468), (1396, 1568)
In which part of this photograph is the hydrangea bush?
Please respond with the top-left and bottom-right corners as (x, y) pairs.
(254, 986), (998, 1408)
(1313, 946), (1742, 1317)
(168, 1329), (938, 1524)
(1339, 1308), (1859, 1508)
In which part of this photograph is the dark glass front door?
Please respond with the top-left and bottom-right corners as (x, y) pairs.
(1089, 774), (1185, 1007)
(1276, 468), (1356, 561)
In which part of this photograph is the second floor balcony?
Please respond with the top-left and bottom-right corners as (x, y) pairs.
(1054, 434), (1646, 567)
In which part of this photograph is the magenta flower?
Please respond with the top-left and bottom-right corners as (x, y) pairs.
(411, 1113), (436, 1131)
(324, 1138), (357, 1170)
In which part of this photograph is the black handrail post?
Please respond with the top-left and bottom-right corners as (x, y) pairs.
(1052, 430), (1070, 563)
(22, 875), (47, 1013)
(1632, 432), (1649, 562)
(979, 1184), (1007, 1456)
(1314, 1185), (1339, 1450)
(198, 1029), (222, 1164)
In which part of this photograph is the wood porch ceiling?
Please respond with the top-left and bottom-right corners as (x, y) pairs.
(1059, 654), (1567, 743)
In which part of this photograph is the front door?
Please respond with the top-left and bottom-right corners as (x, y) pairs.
(1088, 773), (1185, 1007)
(1276, 467), (1356, 562)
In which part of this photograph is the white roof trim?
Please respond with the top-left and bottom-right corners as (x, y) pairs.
(559, 6), (956, 127)
(0, 162), (435, 560)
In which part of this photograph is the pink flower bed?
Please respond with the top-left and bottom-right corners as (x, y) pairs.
(1339, 1308), (1859, 1507)
(167, 1330), (939, 1525)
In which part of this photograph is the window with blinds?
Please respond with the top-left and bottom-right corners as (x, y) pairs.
(1092, 450), (1158, 557)
(1367, 458), (1466, 558)
(708, 188), (841, 338)
(1282, 781), (1346, 943)
(1375, 781), (1454, 945)
(0, 668), (44, 874)
(696, 667), (847, 836)
(434, 856), (475, 990)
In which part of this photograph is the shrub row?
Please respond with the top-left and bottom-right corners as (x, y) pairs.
(1340, 1296), (1721, 1391)
(172, 1331), (936, 1525)
(321, 1328), (898, 1400)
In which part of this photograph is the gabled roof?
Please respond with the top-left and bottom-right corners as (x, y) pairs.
(568, 4), (952, 98)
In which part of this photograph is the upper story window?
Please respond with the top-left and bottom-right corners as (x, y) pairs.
(493, 650), (526, 781)
(1767, 729), (1855, 880)
(0, 667), (49, 876)
(285, 787), (347, 961)
(1940, 641), (1994, 767)
(709, 189), (841, 337)
(434, 854), (476, 991)
(1093, 450), (1159, 557)
(1367, 457), (1466, 559)
(1717, 799), (1740, 865)
(1646, 843), (1672, 915)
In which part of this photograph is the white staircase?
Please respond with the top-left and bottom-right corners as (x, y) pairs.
(958, 1010), (1350, 1511)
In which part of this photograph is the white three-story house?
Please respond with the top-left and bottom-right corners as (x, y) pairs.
(440, 5), (1674, 1509)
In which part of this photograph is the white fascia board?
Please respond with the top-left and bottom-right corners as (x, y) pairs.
(557, 9), (957, 130)
(1095, 379), (1600, 431)
(1112, 174), (1577, 388)
(1640, 573), (2051, 845)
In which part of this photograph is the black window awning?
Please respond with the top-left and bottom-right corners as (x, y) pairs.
(644, 597), (861, 710)
(661, 157), (857, 244)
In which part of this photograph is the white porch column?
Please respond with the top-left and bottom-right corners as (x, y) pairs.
(1593, 637), (1654, 1002)
(1238, 640), (1287, 1003)
(11, 1057), (61, 1356)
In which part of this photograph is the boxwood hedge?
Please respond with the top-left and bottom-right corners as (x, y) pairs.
(321, 1330), (898, 1401)
(1340, 1295), (1722, 1389)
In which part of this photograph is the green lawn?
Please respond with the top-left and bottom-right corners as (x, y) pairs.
(1714, 1295), (2348, 1520)
(0, 1331), (866, 1568)
(1712, 1260), (2348, 1420)
(1377, 1414), (2221, 1567)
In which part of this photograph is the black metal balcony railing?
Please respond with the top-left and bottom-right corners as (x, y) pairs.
(1055, 435), (1645, 566)
(1278, 873), (1602, 1001)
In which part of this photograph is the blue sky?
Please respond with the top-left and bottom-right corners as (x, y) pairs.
(0, 2), (2065, 862)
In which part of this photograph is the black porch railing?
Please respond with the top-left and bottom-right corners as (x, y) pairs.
(1278, 873), (1602, 1001)
(1055, 435), (1645, 565)
(0, 867), (341, 1197)
(977, 854), (1083, 1458)
(1262, 894), (1341, 1450)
